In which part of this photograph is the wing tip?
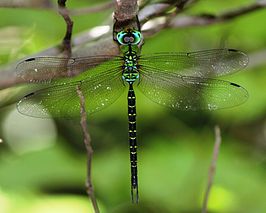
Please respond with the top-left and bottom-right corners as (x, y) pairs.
(228, 49), (249, 68)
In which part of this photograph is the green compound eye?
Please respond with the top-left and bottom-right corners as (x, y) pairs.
(117, 30), (142, 45)
(131, 30), (141, 45)
(117, 31), (127, 45)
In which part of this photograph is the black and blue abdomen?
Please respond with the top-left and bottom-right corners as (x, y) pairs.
(127, 83), (138, 201)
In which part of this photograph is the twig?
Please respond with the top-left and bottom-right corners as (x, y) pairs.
(58, 0), (73, 56)
(57, 1), (99, 212)
(168, 0), (266, 28)
(202, 125), (222, 213)
(0, 0), (112, 15)
(70, 1), (114, 16)
(76, 84), (100, 213)
(139, 0), (195, 22)
(141, 1), (266, 35)
(0, 0), (52, 8)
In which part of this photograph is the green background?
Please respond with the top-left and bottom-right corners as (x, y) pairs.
(0, 0), (265, 212)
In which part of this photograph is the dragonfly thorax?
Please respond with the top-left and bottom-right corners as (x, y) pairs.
(122, 52), (139, 83)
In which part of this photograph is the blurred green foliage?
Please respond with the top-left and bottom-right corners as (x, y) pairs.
(0, 0), (266, 213)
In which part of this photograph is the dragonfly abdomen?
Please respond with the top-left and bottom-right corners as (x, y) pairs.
(127, 82), (138, 203)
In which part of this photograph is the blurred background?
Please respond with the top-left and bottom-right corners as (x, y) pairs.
(0, 0), (266, 212)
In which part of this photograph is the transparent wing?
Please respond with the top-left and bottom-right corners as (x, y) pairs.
(139, 49), (248, 77)
(17, 66), (125, 118)
(138, 67), (248, 110)
(16, 55), (122, 83)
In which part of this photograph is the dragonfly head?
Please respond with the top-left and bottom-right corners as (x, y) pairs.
(117, 29), (142, 46)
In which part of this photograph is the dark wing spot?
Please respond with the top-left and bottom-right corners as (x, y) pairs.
(230, 82), (240, 87)
(25, 92), (35, 97)
(228, 49), (238, 52)
(25, 58), (36, 62)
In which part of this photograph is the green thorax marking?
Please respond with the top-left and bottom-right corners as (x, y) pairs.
(122, 50), (139, 83)
(116, 29), (142, 84)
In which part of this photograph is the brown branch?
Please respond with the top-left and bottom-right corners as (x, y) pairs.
(139, 0), (196, 22)
(76, 84), (100, 213)
(114, 0), (138, 21)
(0, 0), (52, 8)
(138, 3), (172, 22)
(0, 0), (113, 16)
(141, 0), (266, 35)
(169, 0), (266, 28)
(70, 1), (114, 16)
(58, 0), (73, 56)
(202, 125), (222, 213)
(58, 1), (99, 211)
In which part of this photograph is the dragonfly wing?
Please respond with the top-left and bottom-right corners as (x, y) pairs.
(16, 55), (122, 83)
(139, 49), (248, 77)
(138, 69), (248, 110)
(17, 67), (125, 118)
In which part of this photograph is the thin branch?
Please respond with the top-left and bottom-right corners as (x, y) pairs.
(70, 1), (114, 16)
(168, 0), (266, 28)
(141, 0), (266, 35)
(139, 0), (196, 22)
(202, 125), (222, 213)
(0, 0), (112, 16)
(0, 0), (52, 8)
(76, 84), (100, 213)
(58, 0), (73, 56)
(219, 0), (266, 20)
(57, 1), (99, 211)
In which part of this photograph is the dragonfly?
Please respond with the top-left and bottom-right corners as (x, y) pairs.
(15, 24), (248, 203)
